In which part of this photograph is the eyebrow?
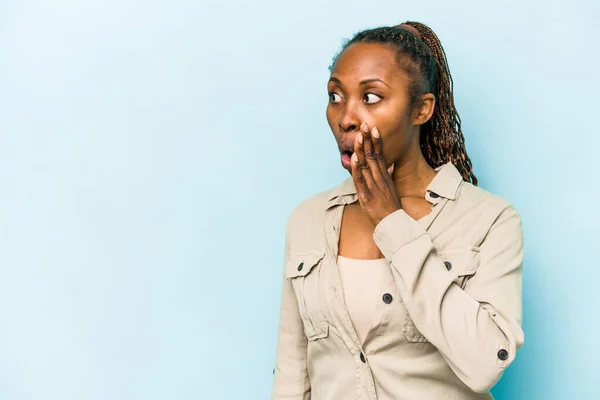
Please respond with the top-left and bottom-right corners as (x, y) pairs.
(328, 76), (391, 88)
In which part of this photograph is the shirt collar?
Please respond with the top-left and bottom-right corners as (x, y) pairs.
(326, 162), (463, 208)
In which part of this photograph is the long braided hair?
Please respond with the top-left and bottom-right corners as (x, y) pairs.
(329, 21), (478, 185)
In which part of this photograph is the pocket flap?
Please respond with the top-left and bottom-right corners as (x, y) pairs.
(285, 251), (326, 279)
(439, 247), (481, 277)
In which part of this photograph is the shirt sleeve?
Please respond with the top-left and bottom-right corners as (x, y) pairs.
(372, 205), (525, 393)
(272, 219), (311, 400)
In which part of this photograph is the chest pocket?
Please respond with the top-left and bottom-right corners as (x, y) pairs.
(442, 246), (481, 289)
(403, 246), (481, 343)
(285, 251), (329, 341)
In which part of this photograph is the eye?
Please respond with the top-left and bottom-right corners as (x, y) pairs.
(329, 92), (342, 103)
(364, 93), (382, 104)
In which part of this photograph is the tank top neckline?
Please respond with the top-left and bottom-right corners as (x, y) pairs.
(337, 255), (386, 262)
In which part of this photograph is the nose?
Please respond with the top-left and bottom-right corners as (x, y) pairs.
(338, 102), (360, 133)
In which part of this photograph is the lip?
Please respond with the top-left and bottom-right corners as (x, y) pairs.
(338, 139), (355, 170)
(338, 139), (355, 154)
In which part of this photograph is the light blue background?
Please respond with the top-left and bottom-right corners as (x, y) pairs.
(1, 0), (598, 399)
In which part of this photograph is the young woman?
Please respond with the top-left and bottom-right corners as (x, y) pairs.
(272, 21), (524, 400)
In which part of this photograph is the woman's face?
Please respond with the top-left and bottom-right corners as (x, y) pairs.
(326, 42), (424, 172)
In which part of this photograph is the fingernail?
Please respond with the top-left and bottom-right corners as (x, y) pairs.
(352, 153), (358, 163)
(358, 134), (363, 144)
(362, 123), (369, 132)
(372, 128), (380, 138)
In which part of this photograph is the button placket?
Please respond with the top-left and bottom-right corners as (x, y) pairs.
(324, 203), (363, 350)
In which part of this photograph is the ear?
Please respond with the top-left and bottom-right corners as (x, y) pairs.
(412, 93), (436, 125)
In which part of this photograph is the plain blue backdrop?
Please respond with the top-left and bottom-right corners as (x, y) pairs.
(1, 0), (598, 399)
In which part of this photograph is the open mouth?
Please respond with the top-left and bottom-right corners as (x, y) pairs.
(341, 150), (354, 168)
(339, 140), (355, 169)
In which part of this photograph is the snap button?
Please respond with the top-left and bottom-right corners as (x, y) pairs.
(444, 261), (452, 271)
(429, 191), (440, 199)
(297, 262), (304, 271)
(360, 352), (366, 363)
(497, 349), (509, 361)
(382, 293), (393, 304)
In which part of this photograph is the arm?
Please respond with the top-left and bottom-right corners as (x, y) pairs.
(373, 205), (524, 393)
(272, 219), (311, 400)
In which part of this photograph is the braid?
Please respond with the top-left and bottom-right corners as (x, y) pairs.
(329, 21), (478, 185)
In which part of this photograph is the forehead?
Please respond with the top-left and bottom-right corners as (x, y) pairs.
(330, 42), (402, 83)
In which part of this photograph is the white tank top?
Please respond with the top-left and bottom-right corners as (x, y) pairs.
(336, 255), (388, 345)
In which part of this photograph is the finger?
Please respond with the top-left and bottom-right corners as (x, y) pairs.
(362, 124), (380, 173)
(363, 125), (389, 191)
(350, 152), (370, 199)
(371, 127), (389, 174)
(354, 127), (375, 188)
(371, 126), (397, 196)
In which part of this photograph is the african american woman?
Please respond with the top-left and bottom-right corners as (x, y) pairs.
(272, 21), (524, 400)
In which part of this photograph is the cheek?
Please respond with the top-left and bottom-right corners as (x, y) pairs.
(326, 106), (345, 142)
(371, 101), (409, 130)
(326, 105), (336, 129)
(378, 114), (413, 160)
(380, 134), (400, 162)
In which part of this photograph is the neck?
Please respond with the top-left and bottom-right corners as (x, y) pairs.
(390, 152), (437, 199)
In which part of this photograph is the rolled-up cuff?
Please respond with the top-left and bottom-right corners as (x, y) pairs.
(373, 209), (428, 259)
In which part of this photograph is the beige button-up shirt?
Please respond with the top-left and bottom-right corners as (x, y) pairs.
(271, 162), (524, 400)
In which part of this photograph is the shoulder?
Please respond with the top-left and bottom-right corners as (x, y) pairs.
(284, 183), (341, 253)
(456, 181), (523, 236)
(286, 186), (333, 231)
(459, 181), (520, 216)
